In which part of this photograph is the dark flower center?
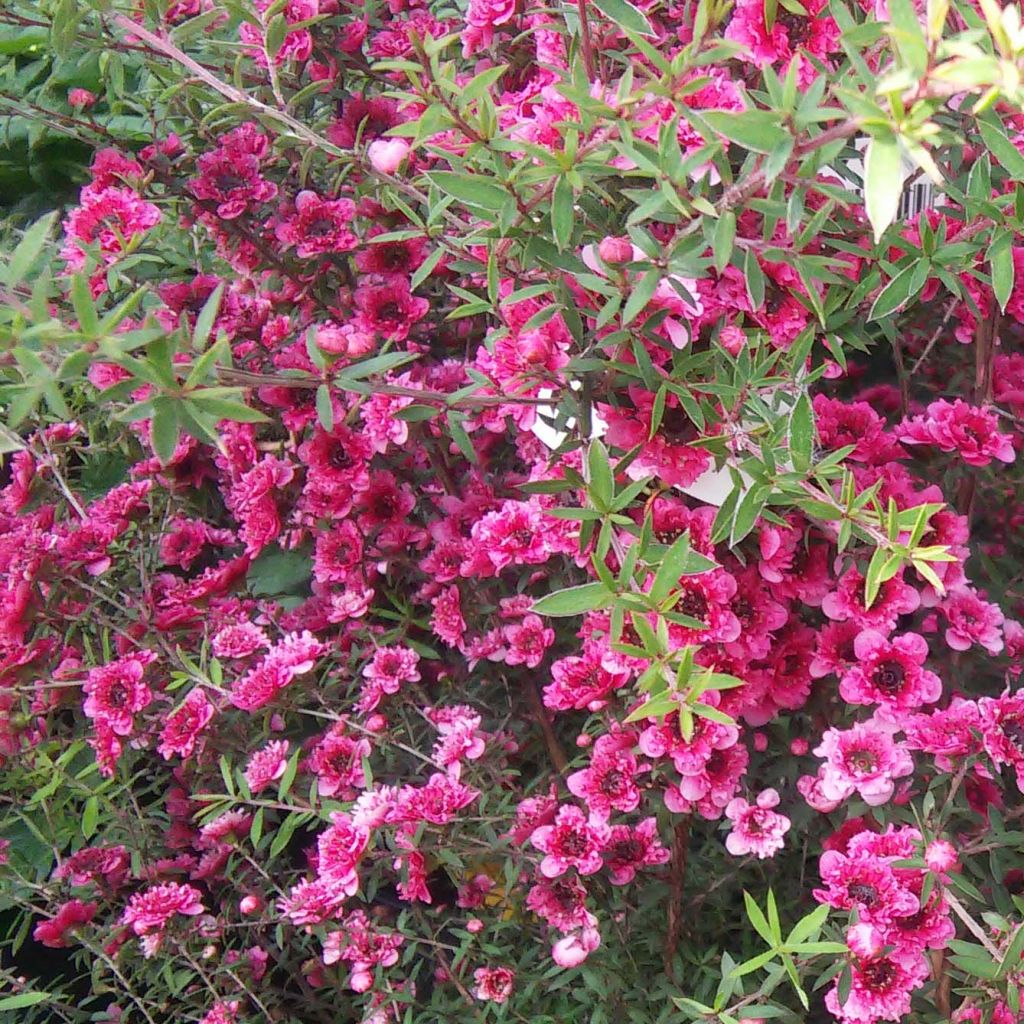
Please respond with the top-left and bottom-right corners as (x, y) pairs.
(679, 590), (708, 622)
(1003, 718), (1024, 752)
(848, 882), (879, 907)
(859, 958), (897, 992)
(560, 831), (589, 857)
(328, 443), (352, 470)
(873, 659), (906, 694)
(306, 217), (336, 238)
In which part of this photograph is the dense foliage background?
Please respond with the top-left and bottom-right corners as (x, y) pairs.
(4, 0), (1024, 1022)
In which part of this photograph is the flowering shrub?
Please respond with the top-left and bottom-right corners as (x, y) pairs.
(6, 0), (1024, 1021)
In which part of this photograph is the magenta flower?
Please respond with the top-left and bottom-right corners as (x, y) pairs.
(121, 882), (204, 957)
(824, 948), (929, 1024)
(531, 805), (609, 878)
(157, 688), (215, 760)
(83, 650), (157, 737)
(724, 788), (791, 859)
(838, 630), (942, 711)
(604, 818), (671, 885)
(274, 190), (357, 257)
(813, 719), (914, 807)
(567, 734), (641, 821)
(897, 399), (1014, 467)
(473, 966), (515, 1004)
(941, 586), (1005, 655)
(244, 740), (290, 794)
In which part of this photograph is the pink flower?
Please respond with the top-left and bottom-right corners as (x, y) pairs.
(121, 883), (204, 957)
(824, 949), (929, 1023)
(360, 645), (421, 712)
(604, 818), (671, 884)
(157, 688), (215, 760)
(941, 586), (1005, 655)
(821, 568), (921, 633)
(277, 876), (349, 927)
(473, 966), (515, 1003)
(567, 733), (641, 821)
(322, 910), (403, 991)
(531, 804), (609, 878)
(274, 190), (357, 257)
(814, 848), (919, 922)
(979, 691), (1024, 788)
(244, 740), (290, 793)
(838, 630), (942, 711)
(724, 788), (791, 859)
(813, 719), (914, 807)
(33, 899), (97, 948)
(924, 839), (958, 874)
(230, 630), (328, 711)
(551, 926), (601, 968)
(462, 0), (517, 55)
(316, 813), (371, 895)
(308, 724), (371, 797)
(897, 399), (1015, 467)
(526, 875), (596, 932)
(83, 650), (157, 736)
(190, 123), (277, 219)
(61, 187), (161, 289)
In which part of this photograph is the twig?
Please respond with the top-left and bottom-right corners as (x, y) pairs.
(663, 815), (692, 980)
(523, 676), (569, 775)
(944, 888), (1002, 959)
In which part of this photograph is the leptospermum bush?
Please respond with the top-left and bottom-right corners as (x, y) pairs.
(9, 0), (1024, 1022)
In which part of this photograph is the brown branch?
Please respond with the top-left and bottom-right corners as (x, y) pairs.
(523, 677), (569, 775)
(663, 815), (692, 980)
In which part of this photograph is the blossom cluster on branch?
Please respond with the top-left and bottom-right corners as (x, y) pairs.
(4, 0), (1024, 1021)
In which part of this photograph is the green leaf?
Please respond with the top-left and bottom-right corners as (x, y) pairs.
(270, 812), (308, 859)
(978, 118), (1024, 179)
(589, 0), (655, 36)
(743, 891), (775, 945)
(649, 531), (693, 604)
(150, 400), (180, 465)
(622, 269), (660, 325)
(188, 396), (269, 423)
(731, 484), (771, 546)
(788, 392), (814, 472)
(552, 176), (574, 250)
(7, 212), (57, 285)
(316, 384), (334, 432)
(82, 796), (99, 839)
(864, 134), (903, 243)
(247, 544), (312, 599)
(868, 262), (923, 321)
(702, 110), (789, 154)
(0, 992), (51, 1011)
(713, 211), (736, 273)
(428, 172), (511, 212)
(990, 229), (1015, 313)
(587, 440), (614, 511)
(531, 582), (613, 617)
(743, 247), (765, 310)
(71, 274), (100, 338)
(191, 282), (224, 352)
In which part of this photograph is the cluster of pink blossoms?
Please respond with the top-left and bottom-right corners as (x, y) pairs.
(11, 0), (1024, 1020)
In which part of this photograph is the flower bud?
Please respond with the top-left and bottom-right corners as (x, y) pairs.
(925, 839), (958, 874)
(597, 235), (634, 265)
(68, 88), (97, 110)
(367, 139), (410, 175)
(239, 895), (261, 915)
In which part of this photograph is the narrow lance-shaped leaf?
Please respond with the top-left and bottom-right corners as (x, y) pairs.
(531, 582), (613, 617)
(864, 134), (904, 243)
